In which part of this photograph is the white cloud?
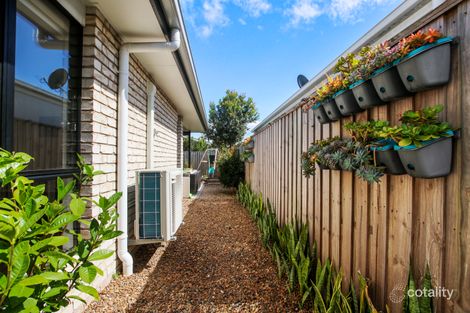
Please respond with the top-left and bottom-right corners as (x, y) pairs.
(247, 121), (260, 130)
(285, 0), (322, 27)
(182, 0), (272, 37)
(197, 0), (230, 37)
(328, 0), (390, 23)
(234, 0), (272, 17)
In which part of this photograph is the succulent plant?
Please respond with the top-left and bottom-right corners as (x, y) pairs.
(378, 105), (453, 147)
(399, 28), (443, 56)
(344, 120), (390, 144)
(302, 137), (384, 183)
(356, 165), (384, 183)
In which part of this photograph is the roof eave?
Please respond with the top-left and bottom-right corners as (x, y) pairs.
(150, 0), (208, 132)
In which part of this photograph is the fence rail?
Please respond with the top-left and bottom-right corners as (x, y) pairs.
(246, 3), (470, 312)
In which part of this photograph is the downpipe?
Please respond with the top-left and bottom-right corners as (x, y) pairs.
(117, 29), (181, 276)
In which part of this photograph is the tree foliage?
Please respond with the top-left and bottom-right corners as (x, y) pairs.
(206, 90), (259, 148)
(0, 150), (121, 312)
(183, 136), (210, 152)
(217, 149), (245, 188)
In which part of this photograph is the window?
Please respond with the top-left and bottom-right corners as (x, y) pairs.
(0, 0), (82, 181)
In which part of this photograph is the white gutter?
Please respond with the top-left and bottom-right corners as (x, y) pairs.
(117, 29), (181, 276)
(147, 82), (157, 168)
(252, 0), (435, 133)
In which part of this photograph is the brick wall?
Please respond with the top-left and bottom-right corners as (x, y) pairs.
(62, 6), (183, 313)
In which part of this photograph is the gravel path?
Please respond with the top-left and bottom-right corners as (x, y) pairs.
(87, 182), (301, 313)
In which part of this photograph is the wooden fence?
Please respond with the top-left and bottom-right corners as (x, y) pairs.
(183, 151), (205, 169)
(246, 2), (470, 312)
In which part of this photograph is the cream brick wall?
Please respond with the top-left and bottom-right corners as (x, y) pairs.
(61, 6), (184, 312)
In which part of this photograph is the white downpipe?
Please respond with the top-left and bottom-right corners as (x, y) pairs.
(117, 29), (181, 276)
(146, 82), (157, 168)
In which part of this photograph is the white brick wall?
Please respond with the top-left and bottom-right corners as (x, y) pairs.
(61, 6), (184, 312)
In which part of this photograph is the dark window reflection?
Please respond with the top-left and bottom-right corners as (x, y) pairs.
(14, 0), (80, 171)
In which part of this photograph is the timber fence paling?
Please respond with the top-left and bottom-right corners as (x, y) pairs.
(245, 2), (469, 312)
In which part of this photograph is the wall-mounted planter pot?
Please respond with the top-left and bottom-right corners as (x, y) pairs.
(371, 143), (406, 175)
(350, 79), (386, 109)
(396, 37), (453, 92)
(246, 155), (255, 163)
(245, 140), (254, 150)
(322, 99), (343, 121)
(333, 89), (364, 116)
(313, 103), (332, 124)
(395, 136), (453, 178)
(371, 65), (411, 102)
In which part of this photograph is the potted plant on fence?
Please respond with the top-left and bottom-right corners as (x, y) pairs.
(396, 28), (453, 92)
(301, 75), (344, 124)
(345, 120), (406, 175)
(378, 105), (455, 178)
(331, 56), (364, 116)
(336, 48), (386, 109)
(301, 137), (339, 175)
(316, 75), (344, 122)
(302, 137), (384, 183)
(370, 42), (411, 101)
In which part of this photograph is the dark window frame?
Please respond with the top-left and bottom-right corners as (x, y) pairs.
(0, 0), (83, 181)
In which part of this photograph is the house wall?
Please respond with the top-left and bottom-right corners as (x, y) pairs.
(61, 6), (183, 313)
(246, 2), (469, 313)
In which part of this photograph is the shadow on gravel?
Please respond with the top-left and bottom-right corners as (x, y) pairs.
(127, 183), (302, 313)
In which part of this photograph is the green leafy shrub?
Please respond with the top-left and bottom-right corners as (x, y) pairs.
(0, 150), (122, 312)
(378, 105), (453, 147)
(218, 150), (245, 188)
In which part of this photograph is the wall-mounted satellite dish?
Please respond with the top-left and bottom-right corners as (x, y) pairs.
(47, 68), (68, 90)
(297, 74), (309, 88)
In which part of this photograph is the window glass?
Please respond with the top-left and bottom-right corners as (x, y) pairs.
(14, 0), (79, 171)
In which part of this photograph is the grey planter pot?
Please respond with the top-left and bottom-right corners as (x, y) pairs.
(322, 99), (342, 121)
(396, 38), (452, 92)
(245, 140), (254, 149)
(351, 79), (386, 109)
(334, 89), (364, 116)
(371, 65), (411, 101)
(397, 137), (453, 178)
(313, 105), (332, 124)
(373, 149), (406, 175)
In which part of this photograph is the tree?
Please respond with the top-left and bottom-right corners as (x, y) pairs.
(218, 149), (245, 188)
(206, 90), (259, 148)
(183, 136), (210, 152)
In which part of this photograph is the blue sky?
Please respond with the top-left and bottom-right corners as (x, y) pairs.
(181, 0), (401, 131)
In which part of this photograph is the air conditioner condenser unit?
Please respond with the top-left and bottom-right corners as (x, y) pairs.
(134, 168), (183, 243)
